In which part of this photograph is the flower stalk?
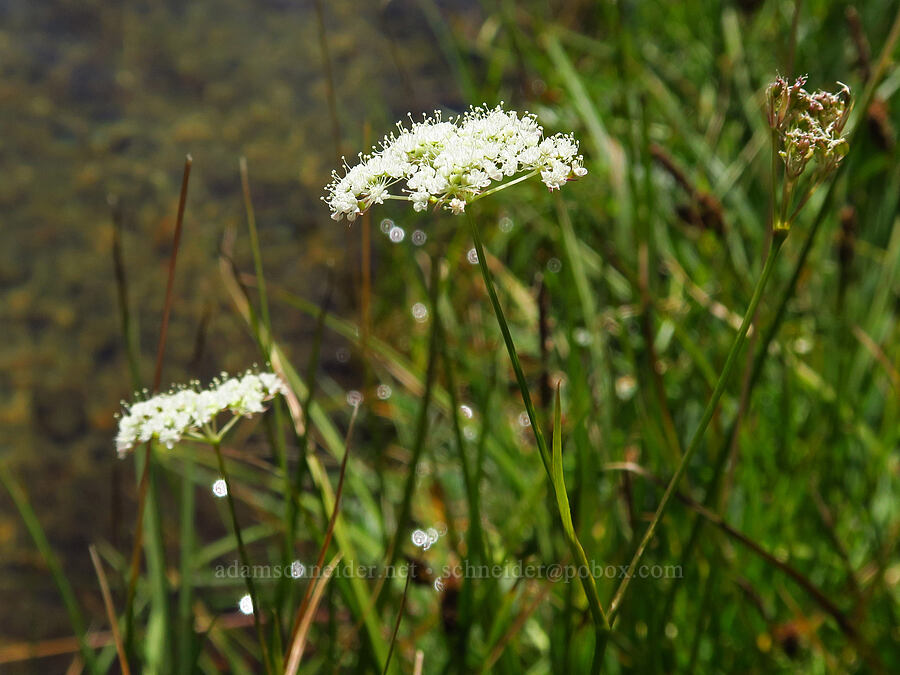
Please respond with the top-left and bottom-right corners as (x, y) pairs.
(210, 437), (271, 672)
(608, 82), (854, 619)
(607, 230), (787, 620)
(468, 213), (611, 672)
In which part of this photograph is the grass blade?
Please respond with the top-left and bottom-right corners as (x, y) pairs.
(0, 465), (98, 673)
(283, 552), (343, 673)
(88, 545), (130, 675)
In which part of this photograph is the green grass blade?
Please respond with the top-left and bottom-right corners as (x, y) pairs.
(0, 464), (99, 673)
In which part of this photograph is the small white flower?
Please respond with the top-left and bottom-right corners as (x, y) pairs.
(323, 103), (587, 220)
(115, 370), (287, 456)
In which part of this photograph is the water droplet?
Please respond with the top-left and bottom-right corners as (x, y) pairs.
(463, 426), (476, 441)
(426, 527), (439, 545)
(336, 348), (350, 364)
(376, 384), (392, 400)
(389, 225), (406, 243)
(793, 337), (812, 354)
(346, 390), (363, 407)
(238, 594), (253, 615)
(499, 217), (514, 233)
(291, 561), (305, 579)
(433, 577), (444, 592)
(411, 302), (428, 322)
(380, 218), (394, 234)
(518, 412), (531, 427)
(459, 404), (473, 419)
(615, 375), (637, 400)
(412, 230), (427, 245)
(467, 248), (479, 264)
(212, 479), (228, 498)
(574, 328), (593, 346)
(547, 257), (562, 273)
(411, 529), (429, 548)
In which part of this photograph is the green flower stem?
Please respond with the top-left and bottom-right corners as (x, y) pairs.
(467, 214), (610, 672)
(381, 170), (541, 207)
(608, 232), (787, 620)
(176, 455), (195, 675)
(470, 170), (541, 203)
(211, 439), (271, 673)
(467, 215), (551, 474)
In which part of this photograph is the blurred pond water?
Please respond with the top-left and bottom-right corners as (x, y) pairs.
(0, 0), (467, 650)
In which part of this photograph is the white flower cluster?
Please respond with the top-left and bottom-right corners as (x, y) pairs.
(115, 371), (286, 456)
(324, 103), (587, 221)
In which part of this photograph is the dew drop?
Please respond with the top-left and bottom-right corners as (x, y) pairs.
(615, 375), (637, 401)
(212, 479), (228, 498)
(389, 225), (406, 243)
(376, 384), (392, 400)
(411, 529), (428, 548)
(574, 328), (593, 346)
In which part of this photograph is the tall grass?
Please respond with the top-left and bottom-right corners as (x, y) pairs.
(4, 1), (900, 673)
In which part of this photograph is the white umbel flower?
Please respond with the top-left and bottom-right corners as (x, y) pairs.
(115, 370), (287, 456)
(323, 103), (587, 221)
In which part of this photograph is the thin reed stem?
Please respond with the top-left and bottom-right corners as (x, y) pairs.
(608, 232), (786, 620)
(177, 454), (196, 674)
(240, 158), (293, 633)
(381, 571), (412, 675)
(88, 545), (130, 675)
(286, 403), (359, 659)
(240, 157), (271, 345)
(125, 154), (192, 651)
(603, 461), (886, 670)
(312, 0), (342, 166)
(376, 258), (441, 601)
(211, 439), (271, 672)
(109, 196), (141, 388)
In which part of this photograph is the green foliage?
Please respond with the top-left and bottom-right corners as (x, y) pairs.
(5, 1), (900, 673)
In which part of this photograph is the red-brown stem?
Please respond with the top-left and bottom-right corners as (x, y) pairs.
(286, 402), (359, 658)
(124, 155), (192, 642)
